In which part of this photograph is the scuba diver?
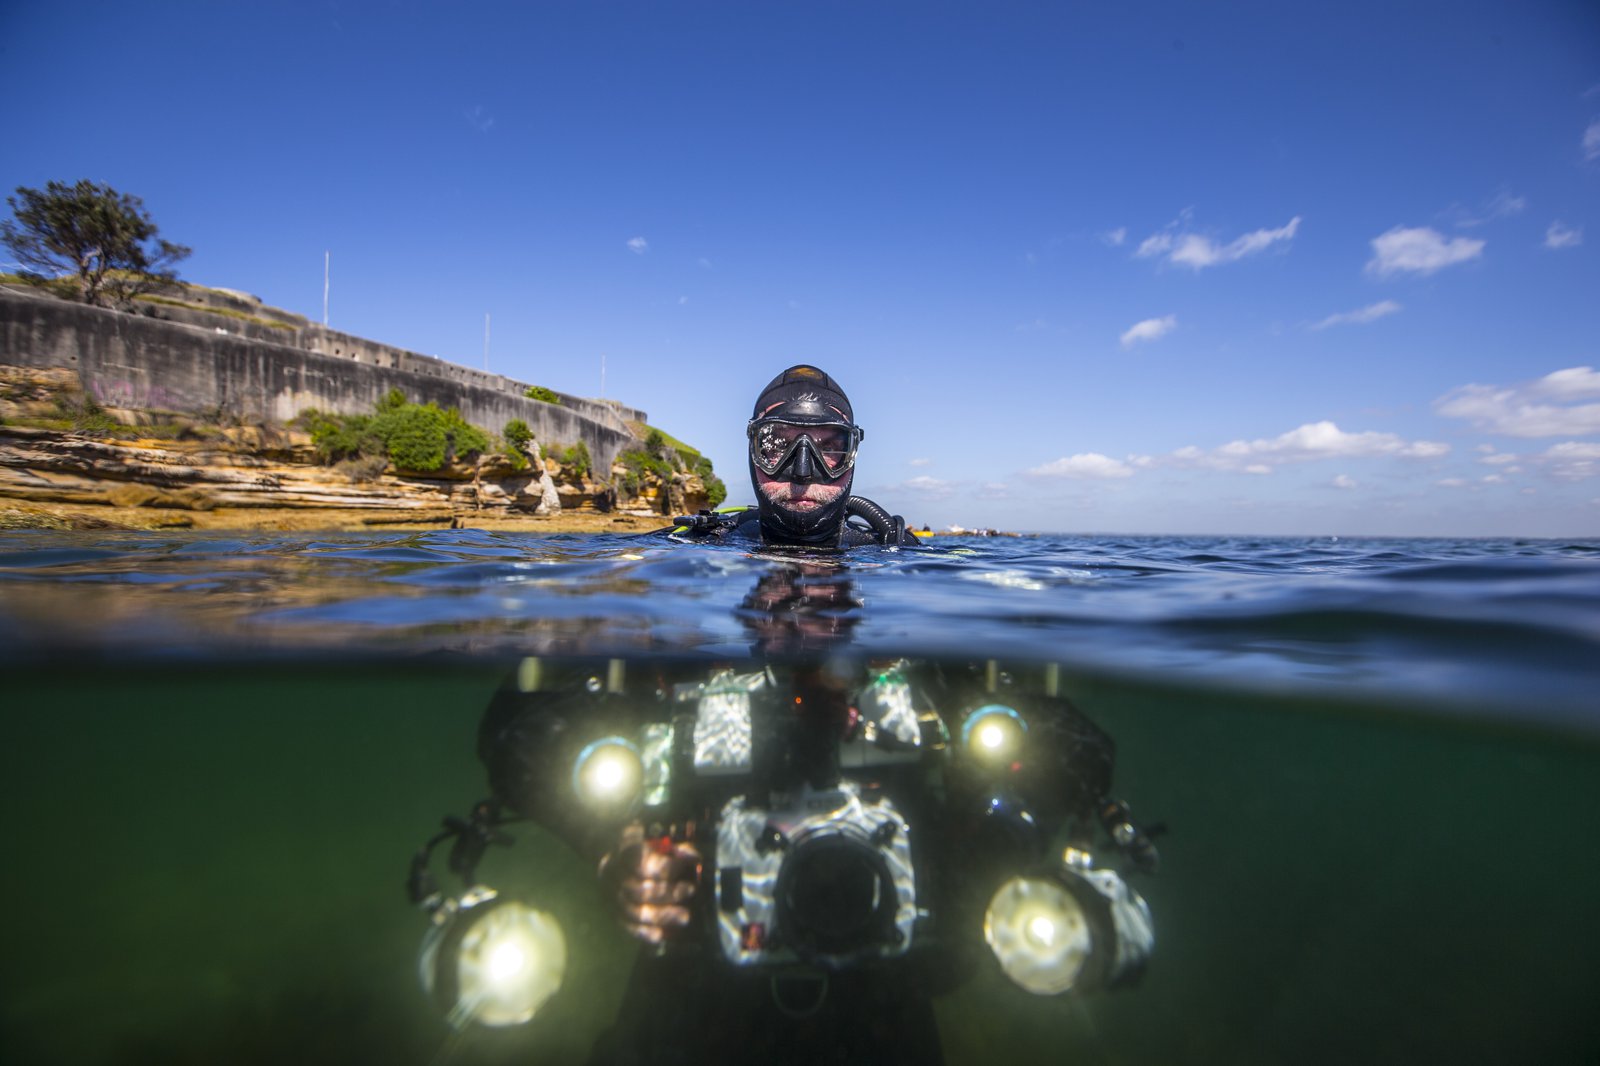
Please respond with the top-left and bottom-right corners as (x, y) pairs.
(403, 367), (1159, 1064)
(666, 364), (920, 548)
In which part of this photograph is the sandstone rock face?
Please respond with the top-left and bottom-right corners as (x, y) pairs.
(0, 363), (714, 531)
(0, 420), (659, 529)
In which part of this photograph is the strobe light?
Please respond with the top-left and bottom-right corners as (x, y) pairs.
(419, 886), (568, 1028)
(983, 864), (1153, 996)
(960, 704), (1028, 767)
(572, 736), (643, 809)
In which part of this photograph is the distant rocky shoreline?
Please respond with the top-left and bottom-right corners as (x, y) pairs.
(0, 365), (702, 533)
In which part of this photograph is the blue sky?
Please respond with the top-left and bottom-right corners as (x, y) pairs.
(5, 1), (1598, 536)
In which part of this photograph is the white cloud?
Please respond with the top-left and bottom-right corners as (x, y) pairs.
(1545, 222), (1584, 249)
(1366, 226), (1484, 277)
(697, 257), (713, 269)
(464, 105), (495, 133)
(1437, 478), (1469, 488)
(678, 296), (688, 305)
(1028, 453), (1136, 479)
(1539, 442), (1600, 481)
(1120, 314), (1176, 349)
(1102, 227), (1127, 247)
(1310, 300), (1403, 330)
(1480, 451), (1519, 466)
(1451, 190), (1526, 228)
(908, 458), (932, 467)
(626, 237), (649, 255)
(1533, 367), (1600, 399)
(1169, 421), (1448, 471)
(1137, 215), (1301, 270)
(1584, 120), (1600, 162)
(896, 476), (957, 497)
(1435, 367), (1600, 437)
(1332, 474), (1357, 489)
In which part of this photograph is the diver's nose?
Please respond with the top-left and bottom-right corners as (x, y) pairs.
(789, 442), (816, 480)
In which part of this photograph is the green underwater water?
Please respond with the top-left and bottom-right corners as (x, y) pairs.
(2, 660), (1597, 1066)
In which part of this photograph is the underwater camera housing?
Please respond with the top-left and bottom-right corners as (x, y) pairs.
(459, 656), (1154, 1011)
(712, 777), (917, 968)
(684, 663), (929, 969)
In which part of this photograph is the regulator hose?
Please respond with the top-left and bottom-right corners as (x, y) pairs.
(845, 496), (905, 544)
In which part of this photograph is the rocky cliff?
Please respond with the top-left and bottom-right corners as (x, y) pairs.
(0, 364), (715, 532)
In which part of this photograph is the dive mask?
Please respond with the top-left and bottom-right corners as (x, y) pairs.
(747, 418), (864, 480)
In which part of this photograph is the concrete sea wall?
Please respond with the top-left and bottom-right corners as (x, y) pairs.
(0, 287), (640, 472)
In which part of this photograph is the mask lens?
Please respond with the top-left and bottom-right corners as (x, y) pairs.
(809, 427), (851, 471)
(749, 420), (860, 477)
(754, 423), (801, 470)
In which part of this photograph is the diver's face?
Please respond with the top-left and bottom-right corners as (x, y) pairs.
(755, 469), (848, 515)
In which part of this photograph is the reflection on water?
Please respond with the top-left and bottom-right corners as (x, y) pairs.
(2, 530), (1598, 735)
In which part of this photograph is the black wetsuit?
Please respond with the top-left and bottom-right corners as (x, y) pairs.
(587, 956), (947, 1065)
(662, 498), (921, 548)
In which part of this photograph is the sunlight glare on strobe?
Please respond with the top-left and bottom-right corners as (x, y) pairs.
(573, 737), (643, 806)
(961, 705), (1028, 765)
(984, 876), (1093, 995)
(488, 941), (526, 981)
(434, 898), (568, 1028)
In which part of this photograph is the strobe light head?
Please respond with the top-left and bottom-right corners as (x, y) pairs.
(571, 736), (643, 811)
(419, 887), (568, 1029)
(960, 704), (1028, 768)
(983, 864), (1153, 996)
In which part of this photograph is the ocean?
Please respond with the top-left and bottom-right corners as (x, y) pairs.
(1, 529), (1597, 1064)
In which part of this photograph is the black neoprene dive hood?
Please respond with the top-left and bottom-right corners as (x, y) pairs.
(748, 365), (860, 545)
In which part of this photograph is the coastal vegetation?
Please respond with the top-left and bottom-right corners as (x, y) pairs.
(558, 440), (591, 478)
(618, 427), (727, 508)
(291, 389), (725, 506)
(295, 389), (490, 474)
(2, 179), (190, 308)
(523, 385), (561, 405)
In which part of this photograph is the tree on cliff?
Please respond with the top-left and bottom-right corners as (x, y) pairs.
(2, 179), (191, 308)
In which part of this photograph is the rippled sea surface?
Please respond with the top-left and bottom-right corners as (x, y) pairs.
(2, 530), (1598, 1064)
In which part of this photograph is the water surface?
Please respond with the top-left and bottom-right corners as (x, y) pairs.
(2, 530), (1596, 1064)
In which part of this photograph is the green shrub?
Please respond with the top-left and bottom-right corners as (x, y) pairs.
(705, 477), (727, 508)
(524, 385), (561, 405)
(561, 440), (591, 479)
(373, 403), (446, 471)
(619, 448), (672, 479)
(440, 405), (489, 458)
(296, 393), (490, 473)
(644, 428), (667, 454)
(296, 408), (382, 463)
(503, 418), (532, 453)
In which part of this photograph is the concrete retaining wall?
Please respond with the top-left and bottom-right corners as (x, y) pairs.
(0, 288), (636, 472)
